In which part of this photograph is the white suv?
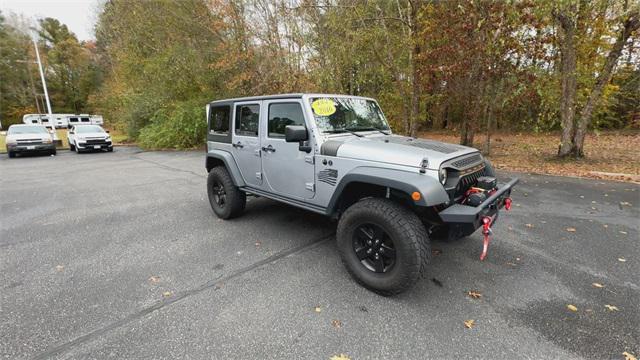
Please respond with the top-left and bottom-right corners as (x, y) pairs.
(67, 125), (113, 153)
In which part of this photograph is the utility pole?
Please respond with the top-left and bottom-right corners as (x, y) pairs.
(32, 39), (58, 143)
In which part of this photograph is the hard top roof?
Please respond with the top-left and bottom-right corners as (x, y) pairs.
(10, 123), (47, 127)
(209, 93), (376, 104)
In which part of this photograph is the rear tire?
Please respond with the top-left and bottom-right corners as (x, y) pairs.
(207, 166), (246, 219)
(337, 198), (430, 296)
(51, 149), (56, 156)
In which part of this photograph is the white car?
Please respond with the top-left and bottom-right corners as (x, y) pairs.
(67, 125), (113, 153)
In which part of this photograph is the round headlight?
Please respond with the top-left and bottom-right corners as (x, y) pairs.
(439, 168), (447, 185)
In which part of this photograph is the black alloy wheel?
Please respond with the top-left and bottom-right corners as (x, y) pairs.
(352, 223), (396, 273)
(212, 180), (227, 208)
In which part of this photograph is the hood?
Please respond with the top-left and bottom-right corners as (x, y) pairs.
(321, 134), (479, 169)
(6, 134), (52, 142)
(76, 132), (109, 139)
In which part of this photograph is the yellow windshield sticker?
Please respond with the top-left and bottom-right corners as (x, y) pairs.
(311, 99), (336, 116)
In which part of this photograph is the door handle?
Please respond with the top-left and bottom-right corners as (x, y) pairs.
(261, 145), (276, 153)
(232, 142), (244, 149)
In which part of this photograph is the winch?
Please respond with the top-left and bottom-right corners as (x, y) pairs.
(459, 175), (513, 260)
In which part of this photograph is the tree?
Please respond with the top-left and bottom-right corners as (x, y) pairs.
(556, 2), (639, 157)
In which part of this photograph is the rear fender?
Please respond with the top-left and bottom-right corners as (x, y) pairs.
(206, 149), (245, 187)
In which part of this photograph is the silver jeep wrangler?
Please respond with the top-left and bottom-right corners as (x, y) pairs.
(205, 94), (518, 295)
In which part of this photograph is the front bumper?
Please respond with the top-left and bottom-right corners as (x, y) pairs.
(438, 177), (519, 235)
(7, 143), (56, 153)
(77, 141), (112, 150)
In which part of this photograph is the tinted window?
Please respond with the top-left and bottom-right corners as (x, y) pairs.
(209, 106), (230, 134)
(81, 117), (90, 122)
(268, 103), (305, 138)
(235, 104), (259, 137)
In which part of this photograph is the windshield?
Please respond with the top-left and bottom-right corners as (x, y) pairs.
(310, 97), (390, 133)
(8, 126), (49, 135)
(75, 125), (104, 133)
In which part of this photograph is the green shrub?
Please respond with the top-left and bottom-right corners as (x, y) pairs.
(137, 100), (206, 149)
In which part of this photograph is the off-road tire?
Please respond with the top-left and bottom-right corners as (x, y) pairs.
(337, 198), (431, 296)
(207, 166), (246, 219)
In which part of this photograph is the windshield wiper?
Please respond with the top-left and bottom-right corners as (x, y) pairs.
(323, 129), (363, 137)
(347, 127), (391, 135)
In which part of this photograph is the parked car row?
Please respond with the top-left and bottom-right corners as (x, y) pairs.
(5, 124), (113, 158)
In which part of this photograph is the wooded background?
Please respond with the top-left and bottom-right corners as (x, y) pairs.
(1, 0), (638, 156)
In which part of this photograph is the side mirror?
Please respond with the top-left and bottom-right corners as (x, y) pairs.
(285, 125), (308, 142)
(285, 125), (311, 153)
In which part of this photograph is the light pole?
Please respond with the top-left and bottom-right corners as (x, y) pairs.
(32, 39), (58, 143)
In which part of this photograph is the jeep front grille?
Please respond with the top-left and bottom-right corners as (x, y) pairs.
(452, 164), (486, 198)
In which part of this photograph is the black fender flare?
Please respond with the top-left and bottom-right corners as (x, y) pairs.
(326, 166), (450, 215)
(205, 150), (246, 187)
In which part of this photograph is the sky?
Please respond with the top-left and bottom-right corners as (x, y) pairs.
(0, 0), (99, 40)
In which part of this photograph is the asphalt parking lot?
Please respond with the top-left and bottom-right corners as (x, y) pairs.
(1, 147), (638, 359)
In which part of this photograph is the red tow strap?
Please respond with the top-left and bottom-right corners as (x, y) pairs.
(479, 197), (512, 261)
(480, 216), (492, 261)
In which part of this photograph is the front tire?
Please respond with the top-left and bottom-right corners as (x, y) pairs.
(69, 142), (75, 151)
(8, 151), (15, 158)
(207, 166), (246, 219)
(337, 198), (430, 296)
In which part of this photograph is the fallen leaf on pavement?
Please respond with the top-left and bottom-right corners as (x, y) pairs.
(605, 304), (619, 311)
(464, 320), (475, 329)
(623, 351), (637, 360)
(592, 283), (604, 288)
(314, 306), (322, 313)
(567, 304), (578, 312)
(255, 241), (261, 247)
(525, 223), (534, 228)
(432, 249), (442, 256)
(331, 320), (342, 328)
(466, 290), (482, 299)
(566, 227), (576, 232)
(148, 276), (160, 283)
(162, 291), (172, 298)
(619, 231), (627, 235)
(330, 354), (350, 360)
(431, 278), (443, 287)
(55, 265), (64, 272)
(603, 224), (609, 228)
(619, 201), (632, 207)
(618, 258), (627, 262)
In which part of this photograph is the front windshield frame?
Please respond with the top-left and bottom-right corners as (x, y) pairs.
(309, 97), (390, 134)
(8, 126), (49, 135)
(75, 125), (104, 134)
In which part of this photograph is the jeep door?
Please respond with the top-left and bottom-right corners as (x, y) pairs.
(231, 101), (263, 187)
(260, 99), (315, 200)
